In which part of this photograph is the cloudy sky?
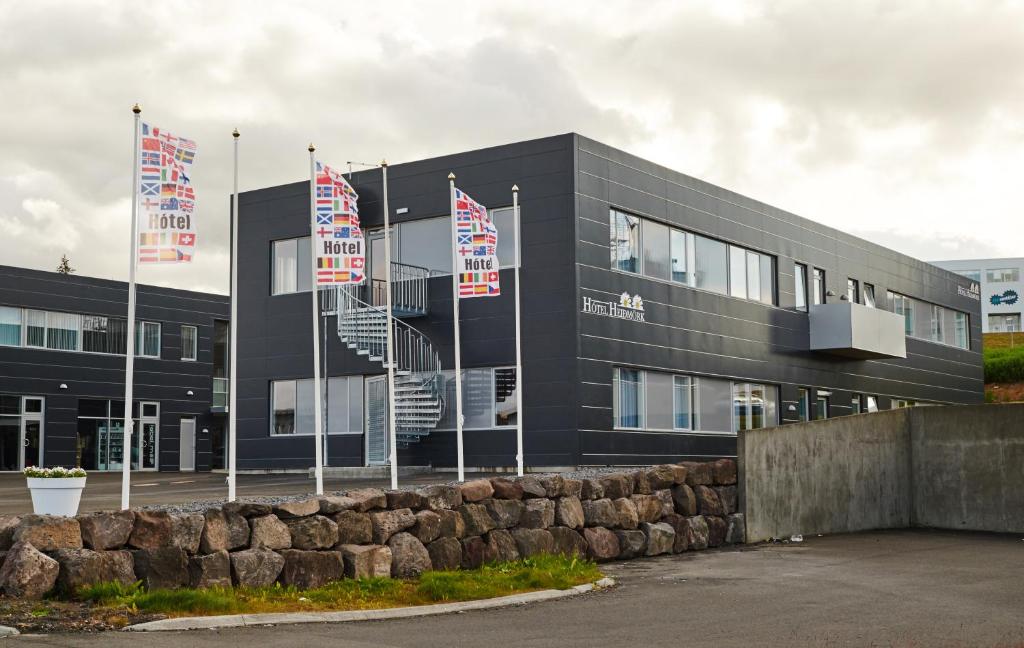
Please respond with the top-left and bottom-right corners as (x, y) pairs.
(1, 0), (1022, 294)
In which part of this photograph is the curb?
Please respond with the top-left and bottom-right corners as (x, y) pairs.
(0, 626), (19, 638)
(125, 577), (616, 632)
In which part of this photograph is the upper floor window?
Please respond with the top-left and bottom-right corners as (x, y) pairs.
(3, 307), (160, 357)
(0, 306), (22, 347)
(794, 264), (808, 312)
(958, 270), (981, 282)
(847, 278), (859, 304)
(812, 268), (826, 305)
(886, 291), (969, 349)
(272, 237), (312, 295)
(181, 325), (197, 361)
(863, 283), (876, 308)
(986, 268), (1019, 283)
(610, 209), (641, 273)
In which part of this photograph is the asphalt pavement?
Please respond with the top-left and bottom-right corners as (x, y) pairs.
(6, 529), (1023, 647)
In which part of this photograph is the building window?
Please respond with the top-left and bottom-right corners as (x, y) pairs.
(432, 367), (519, 431)
(693, 235), (729, 295)
(863, 283), (876, 308)
(610, 209), (641, 273)
(181, 325), (197, 361)
(642, 220), (671, 281)
(136, 322), (161, 358)
(865, 396), (879, 413)
(272, 237), (312, 295)
(794, 264), (808, 312)
(611, 369), (743, 435)
(988, 313), (1021, 333)
(816, 391), (830, 420)
(673, 376), (694, 430)
(847, 279), (859, 304)
(732, 382), (778, 433)
(613, 368), (644, 429)
(494, 367), (518, 427)
(851, 394), (863, 414)
(0, 306), (22, 346)
(957, 270), (981, 282)
(670, 230), (688, 283)
(986, 268), (1020, 283)
(892, 399), (916, 409)
(812, 268), (825, 305)
(796, 388), (810, 422)
(887, 291), (969, 349)
(271, 380), (298, 435)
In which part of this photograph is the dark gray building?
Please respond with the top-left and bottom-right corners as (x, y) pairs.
(236, 133), (983, 471)
(0, 265), (230, 472)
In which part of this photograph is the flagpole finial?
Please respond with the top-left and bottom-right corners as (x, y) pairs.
(232, 128), (240, 139)
(380, 159), (388, 167)
(132, 103), (141, 114)
(308, 143), (315, 153)
(448, 172), (456, 181)
(512, 184), (519, 192)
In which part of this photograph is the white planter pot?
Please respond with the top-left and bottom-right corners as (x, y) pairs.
(27, 477), (87, 516)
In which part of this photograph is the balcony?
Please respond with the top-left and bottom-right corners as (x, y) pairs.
(809, 302), (907, 359)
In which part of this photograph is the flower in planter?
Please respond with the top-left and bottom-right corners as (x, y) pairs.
(23, 466), (88, 479)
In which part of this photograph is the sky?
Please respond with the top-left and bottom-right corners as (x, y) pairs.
(1, 0), (1023, 294)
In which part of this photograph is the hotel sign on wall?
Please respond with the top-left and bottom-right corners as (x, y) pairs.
(581, 292), (647, 322)
(957, 283), (981, 301)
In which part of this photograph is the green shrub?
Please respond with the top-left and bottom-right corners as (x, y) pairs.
(984, 345), (1024, 383)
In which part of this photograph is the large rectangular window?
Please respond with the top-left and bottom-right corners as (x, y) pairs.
(272, 237), (312, 295)
(136, 322), (161, 358)
(642, 220), (671, 280)
(957, 270), (981, 282)
(887, 291), (970, 349)
(434, 367), (519, 431)
(610, 209), (641, 273)
(988, 313), (1021, 332)
(0, 306), (22, 346)
(794, 264), (808, 312)
(181, 325), (197, 361)
(613, 368), (644, 429)
(693, 235), (729, 295)
(987, 268), (1020, 283)
(732, 382), (778, 433)
(45, 311), (80, 351)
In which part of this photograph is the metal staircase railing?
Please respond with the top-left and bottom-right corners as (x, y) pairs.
(370, 262), (431, 317)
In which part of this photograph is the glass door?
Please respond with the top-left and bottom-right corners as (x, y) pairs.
(366, 229), (394, 308)
(137, 402), (159, 470)
(364, 376), (389, 465)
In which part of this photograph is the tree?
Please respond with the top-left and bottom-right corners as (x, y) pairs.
(56, 255), (75, 275)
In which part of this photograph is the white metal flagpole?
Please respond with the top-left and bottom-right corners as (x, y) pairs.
(228, 128), (240, 502)
(512, 185), (524, 477)
(381, 161), (399, 490)
(308, 144), (325, 495)
(121, 104), (142, 511)
(448, 173), (465, 483)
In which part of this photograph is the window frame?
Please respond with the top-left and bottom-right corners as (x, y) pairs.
(812, 268), (826, 305)
(612, 367), (645, 430)
(180, 325), (198, 362)
(986, 267), (1020, 283)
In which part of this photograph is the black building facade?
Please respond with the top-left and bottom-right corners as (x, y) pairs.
(0, 265), (230, 472)
(236, 134), (984, 471)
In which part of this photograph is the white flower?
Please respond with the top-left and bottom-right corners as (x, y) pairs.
(23, 466), (87, 478)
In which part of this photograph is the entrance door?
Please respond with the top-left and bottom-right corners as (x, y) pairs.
(367, 230), (393, 308)
(0, 416), (18, 471)
(179, 418), (196, 471)
(21, 398), (43, 469)
(365, 376), (389, 465)
(137, 402), (159, 470)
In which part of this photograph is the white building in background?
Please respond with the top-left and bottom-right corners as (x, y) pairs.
(931, 258), (1024, 332)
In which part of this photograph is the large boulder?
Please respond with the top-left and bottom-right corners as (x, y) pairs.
(458, 504), (495, 537)
(188, 550), (231, 589)
(680, 461), (713, 486)
(712, 458), (737, 485)
(581, 499), (618, 528)
(549, 526), (588, 558)
(630, 494), (663, 523)
(370, 508), (416, 544)
(715, 486), (738, 515)
(318, 496), (358, 515)
(580, 479), (604, 500)
(684, 516), (710, 551)
(279, 550), (344, 589)
(598, 473), (632, 500)
(539, 475), (566, 497)
(427, 537), (462, 571)
(516, 476), (548, 499)
(459, 479), (494, 503)
(631, 470), (653, 495)
(128, 510), (172, 549)
(437, 509), (465, 539)
(387, 532), (431, 578)
(339, 544), (392, 579)
(199, 509), (250, 553)
(647, 465), (678, 490)
(483, 529), (520, 563)
(0, 516), (20, 550)
(0, 541), (58, 599)
(662, 513), (690, 553)
(133, 547), (189, 590)
(563, 479), (583, 498)
(519, 498), (555, 529)
(613, 498), (639, 530)
(54, 548), (135, 593)
(489, 478), (524, 500)
(554, 497), (585, 530)
(411, 510), (443, 544)
(694, 485), (725, 517)
(706, 516), (727, 547)
(170, 514), (205, 554)
(582, 527), (619, 562)
(416, 485), (462, 511)
(642, 522), (675, 556)
(386, 490), (426, 510)
(78, 510), (134, 550)
(460, 536), (486, 570)
(287, 515), (338, 550)
(230, 548), (284, 587)
(484, 499), (523, 529)
(15, 515), (82, 551)
(670, 464), (688, 485)
(510, 528), (554, 557)
(726, 513), (746, 544)
(222, 502), (272, 518)
(272, 498), (321, 519)
(654, 489), (675, 519)
(250, 514), (292, 550)
(614, 530), (647, 559)
(347, 488), (388, 512)
(672, 484), (697, 516)
(333, 510), (372, 545)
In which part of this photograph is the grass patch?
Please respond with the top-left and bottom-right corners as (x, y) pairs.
(75, 554), (602, 618)
(984, 344), (1024, 383)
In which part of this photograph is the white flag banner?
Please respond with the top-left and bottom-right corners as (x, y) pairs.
(137, 123), (198, 263)
(314, 161), (365, 284)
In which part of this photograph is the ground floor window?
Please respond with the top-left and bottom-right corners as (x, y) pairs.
(436, 367), (520, 431)
(797, 388), (810, 422)
(0, 395), (43, 471)
(76, 399), (158, 471)
(816, 391), (831, 420)
(892, 399), (917, 409)
(988, 313), (1021, 332)
(270, 376), (364, 436)
(613, 368), (644, 429)
(733, 383), (779, 433)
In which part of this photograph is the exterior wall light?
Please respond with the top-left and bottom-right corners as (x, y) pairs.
(186, 390), (195, 397)
(59, 383), (68, 390)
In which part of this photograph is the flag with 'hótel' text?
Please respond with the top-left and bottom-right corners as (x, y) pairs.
(453, 187), (499, 298)
(138, 123), (198, 263)
(314, 162), (364, 285)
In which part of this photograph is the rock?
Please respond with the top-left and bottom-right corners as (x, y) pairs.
(613, 498), (639, 530)
(387, 532), (431, 578)
(272, 498), (321, 519)
(630, 494), (663, 523)
(78, 510), (134, 550)
(598, 473), (632, 500)
(582, 527), (620, 562)
(199, 509), (250, 553)
(670, 464), (688, 485)
(631, 470), (653, 495)
(517, 476), (548, 499)
(279, 550), (344, 589)
(459, 479), (494, 503)
(654, 489), (675, 519)
(458, 504), (495, 536)
(250, 514), (292, 550)
(427, 537), (462, 571)
(489, 478), (524, 500)
(53, 548), (135, 593)
(483, 529), (520, 563)
(554, 497), (585, 530)
(680, 461), (713, 486)
(0, 541), (58, 599)
(287, 515), (339, 550)
(519, 498), (555, 529)
(642, 522), (675, 556)
(582, 499), (618, 528)
(188, 550), (231, 589)
(549, 526), (588, 558)
(684, 516), (710, 550)
(0, 516), (20, 550)
(437, 509), (465, 539)
(411, 510), (443, 544)
(563, 479), (583, 498)
(333, 510), (372, 545)
(370, 508), (416, 545)
(223, 502), (272, 518)
(580, 479), (604, 500)
(510, 528), (554, 557)
(460, 536), (486, 570)
(726, 513), (746, 544)
(715, 486), (738, 515)
(339, 544), (392, 579)
(648, 465), (678, 490)
(694, 485), (725, 517)
(416, 485), (462, 511)
(230, 548), (284, 587)
(539, 475), (566, 497)
(614, 530), (647, 559)
(128, 511), (172, 549)
(14, 515), (82, 551)
(672, 484), (697, 516)
(133, 547), (189, 590)
(318, 496), (358, 515)
(706, 516), (727, 547)
(484, 499), (523, 529)
(712, 458), (737, 485)
(170, 514), (204, 554)
(662, 513), (690, 553)
(387, 490), (426, 510)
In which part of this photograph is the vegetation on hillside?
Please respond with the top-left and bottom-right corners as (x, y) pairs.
(984, 345), (1024, 384)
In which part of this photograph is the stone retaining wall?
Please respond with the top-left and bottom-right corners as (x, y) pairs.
(0, 460), (743, 599)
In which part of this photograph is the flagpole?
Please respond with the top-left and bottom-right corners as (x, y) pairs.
(512, 185), (524, 477)
(308, 144), (324, 496)
(228, 128), (239, 502)
(381, 161), (399, 490)
(448, 173), (465, 483)
(121, 104), (142, 511)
